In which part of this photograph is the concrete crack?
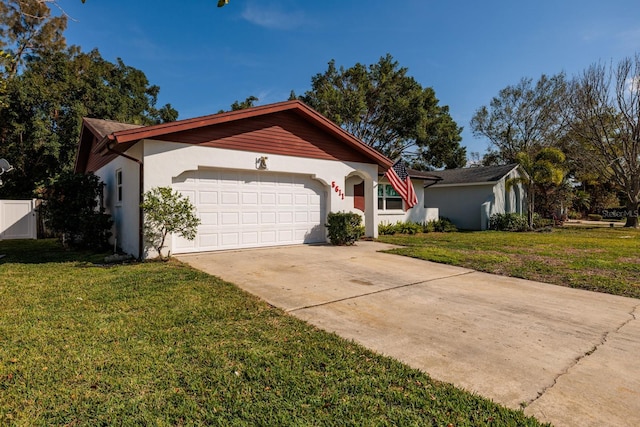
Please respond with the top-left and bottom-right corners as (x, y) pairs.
(525, 302), (640, 407)
(287, 271), (475, 313)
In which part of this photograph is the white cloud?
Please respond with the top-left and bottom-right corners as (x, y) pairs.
(625, 76), (640, 93)
(241, 3), (305, 30)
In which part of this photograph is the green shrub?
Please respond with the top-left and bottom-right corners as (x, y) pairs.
(420, 221), (435, 233)
(532, 214), (554, 229)
(327, 212), (364, 245)
(379, 219), (457, 235)
(432, 217), (457, 232)
(588, 213), (603, 221)
(40, 172), (113, 250)
(489, 213), (529, 231)
(396, 221), (422, 235)
(378, 222), (397, 235)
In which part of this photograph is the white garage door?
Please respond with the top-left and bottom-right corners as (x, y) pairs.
(172, 169), (326, 253)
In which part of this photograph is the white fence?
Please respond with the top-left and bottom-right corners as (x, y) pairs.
(0, 199), (37, 240)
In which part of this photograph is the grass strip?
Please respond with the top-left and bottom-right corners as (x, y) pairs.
(378, 227), (640, 298)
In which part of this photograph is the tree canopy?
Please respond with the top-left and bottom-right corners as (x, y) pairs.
(0, 1), (178, 198)
(563, 56), (640, 227)
(470, 74), (566, 164)
(301, 54), (466, 170)
(0, 0), (67, 78)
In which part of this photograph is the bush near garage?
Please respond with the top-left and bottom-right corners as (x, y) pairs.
(326, 212), (364, 245)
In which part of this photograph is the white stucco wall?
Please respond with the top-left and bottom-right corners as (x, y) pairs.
(94, 144), (142, 257)
(139, 140), (381, 257)
(377, 178), (439, 226)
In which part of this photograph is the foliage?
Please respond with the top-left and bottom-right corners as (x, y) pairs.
(379, 227), (640, 298)
(432, 217), (458, 232)
(489, 213), (530, 231)
(587, 213), (603, 221)
(377, 218), (457, 235)
(40, 171), (112, 249)
(507, 147), (567, 228)
(0, 0), (67, 78)
(301, 54), (466, 170)
(563, 55), (640, 227)
(230, 95), (258, 111)
(0, 47), (178, 198)
(470, 74), (566, 164)
(141, 187), (200, 260)
(326, 211), (363, 245)
(0, 239), (545, 426)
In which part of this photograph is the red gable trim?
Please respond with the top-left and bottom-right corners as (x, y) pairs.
(95, 100), (392, 169)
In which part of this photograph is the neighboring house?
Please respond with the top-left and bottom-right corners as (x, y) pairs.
(425, 164), (527, 230)
(75, 100), (439, 258)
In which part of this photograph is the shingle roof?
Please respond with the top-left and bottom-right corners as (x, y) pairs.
(82, 117), (144, 139)
(431, 164), (520, 185)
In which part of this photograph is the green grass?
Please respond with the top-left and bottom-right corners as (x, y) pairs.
(378, 227), (640, 298)
(0, 239), (545, 426)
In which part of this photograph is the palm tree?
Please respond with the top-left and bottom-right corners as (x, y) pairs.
(507, 147), (566, 228)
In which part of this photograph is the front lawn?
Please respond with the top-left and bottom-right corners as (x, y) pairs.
(0, 239), (544, 426)
(378, 227), (640, 298)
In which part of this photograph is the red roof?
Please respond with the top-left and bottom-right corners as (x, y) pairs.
(80, 100), (392, 170)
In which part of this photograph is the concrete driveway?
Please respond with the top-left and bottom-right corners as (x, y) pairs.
(177, 241), (640, 427)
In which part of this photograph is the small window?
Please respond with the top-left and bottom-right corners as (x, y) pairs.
(378, 184), (403, 211)
(116, 169), (123, 204)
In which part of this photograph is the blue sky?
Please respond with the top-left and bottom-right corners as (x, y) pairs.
(57, 0), (640, 160)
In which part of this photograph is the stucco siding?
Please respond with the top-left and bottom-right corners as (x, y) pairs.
(140, 140), (380, 257)
(377, 178), (438, 225)
(94, 143), (142, 257)
(425, 184), (495, 230)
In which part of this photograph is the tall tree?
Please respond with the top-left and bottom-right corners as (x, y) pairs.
(0, 0), (67, 78)
(470, 74), (566, 164)
(0, 47), (178, 198)
(301, 54), (465, 170)
(218, 95), (258, 113)
(563, 56), (640, 227)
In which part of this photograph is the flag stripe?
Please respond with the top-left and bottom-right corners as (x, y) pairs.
(385, 160), (418, 209)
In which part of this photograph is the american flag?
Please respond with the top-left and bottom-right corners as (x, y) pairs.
(385, 160), (418, 209)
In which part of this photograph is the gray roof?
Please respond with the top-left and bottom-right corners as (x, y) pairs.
(431, 164), (520, 185)
(83, 117), (143, 139)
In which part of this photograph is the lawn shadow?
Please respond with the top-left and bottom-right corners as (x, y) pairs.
(0, 238), (115, 265)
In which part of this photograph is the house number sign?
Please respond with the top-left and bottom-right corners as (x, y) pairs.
(331, 181), (345, 200)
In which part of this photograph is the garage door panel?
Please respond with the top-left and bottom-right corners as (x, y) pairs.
(199, 234), (218, 247)
(261, 212), (277, 224)
(242, 232), (258, 245)
(278, 193), (293, 205)
(242, 212), (259, 225)
(242, 192), (259, 204)
(261, 193), (277, 205)
(295, 211), (309, 222)
(221, 192), (239, 204)
(221, 212), (239, 225)
(278, 212), (293, 223)
(200, 213), (218, 226)
(200, 191), (218, 205)
(172, 170), (326, 253)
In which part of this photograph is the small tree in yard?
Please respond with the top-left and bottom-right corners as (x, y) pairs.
(141, 187), (200, 260)
(41, 172), (113, 249)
